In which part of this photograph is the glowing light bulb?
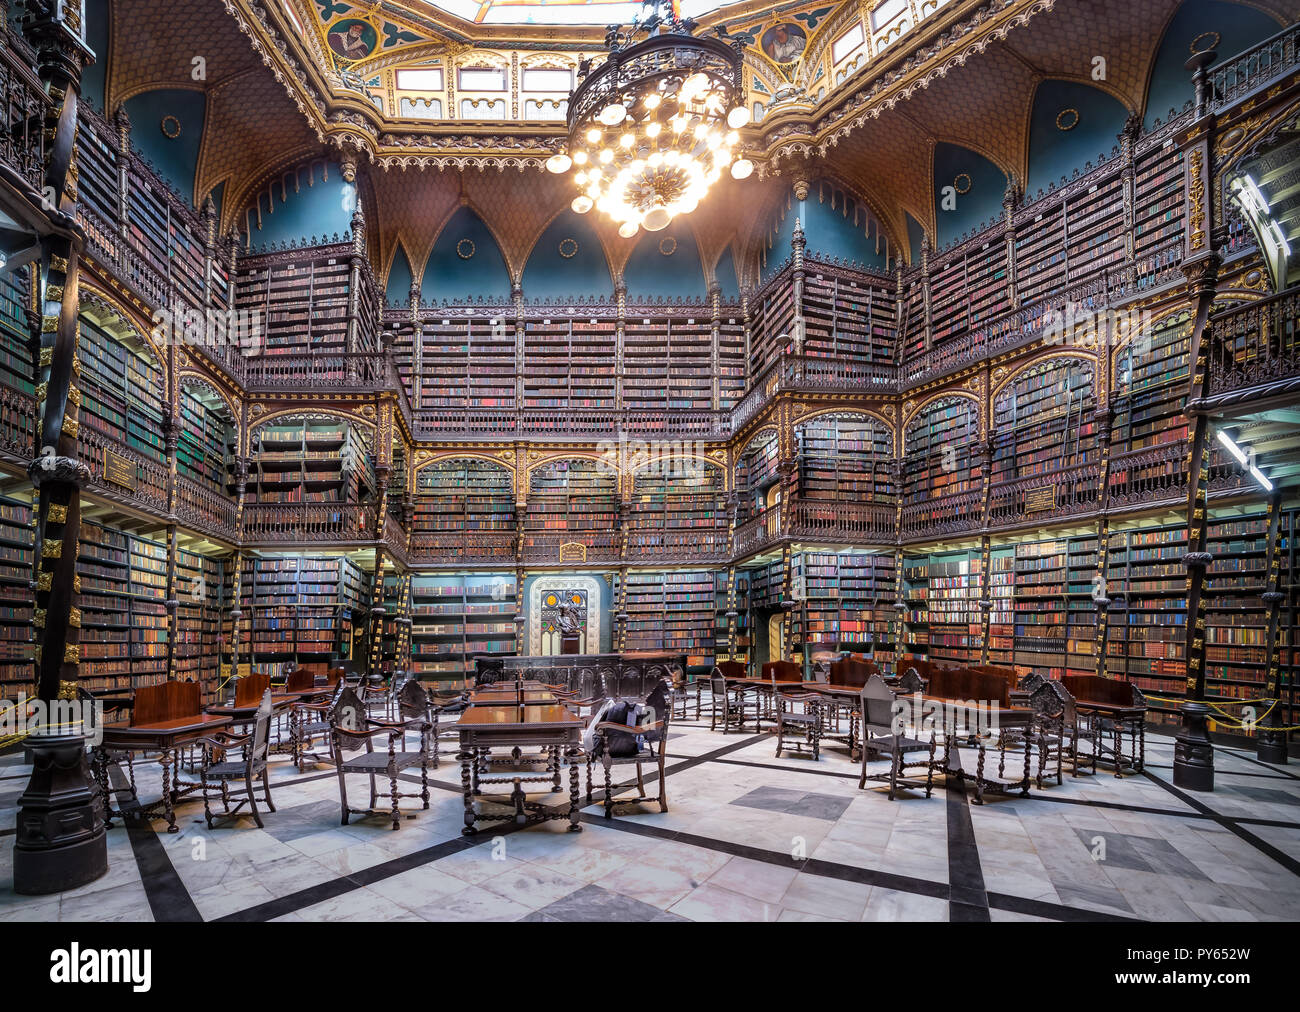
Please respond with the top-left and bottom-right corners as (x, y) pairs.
(645, 121), (661, 138)
(620, 133), (635, 148)
(618, 220), (639, 238)
(644, 93), (662, 111)
(599, 148), (614, 164)
(573, 150), (589, 165)
(572, 195), (593, 214)
(643, 205), (672, 231)
(727, 106), (749, 129)
(546, 152), (572, 174)
(599, 103), (627, 126)
(730, 158), (753, 180)
(586, 127), (602, 144)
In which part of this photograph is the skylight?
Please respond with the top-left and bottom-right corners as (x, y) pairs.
(431, 0), (721, 27)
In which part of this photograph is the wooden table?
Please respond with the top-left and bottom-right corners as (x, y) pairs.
(1071, 699), (1146, 776)
(467, 688), (558, 707)
(95, 713), (233, 833)
(455, 702), (584, 835)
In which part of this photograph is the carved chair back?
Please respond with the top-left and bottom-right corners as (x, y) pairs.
(860, 674), (898, 737)
(235, 673), (272, 708)
(135, 680), (202, 725)
(250, 689), (274, 763)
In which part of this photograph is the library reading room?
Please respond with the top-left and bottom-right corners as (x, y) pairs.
(3, 0), (1300, 945)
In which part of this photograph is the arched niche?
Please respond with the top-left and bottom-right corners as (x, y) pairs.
(423, 206), (511, 301)
(521, 211), (612, 299)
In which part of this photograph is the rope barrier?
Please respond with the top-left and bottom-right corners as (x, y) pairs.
(1141, 694), (1300, 730)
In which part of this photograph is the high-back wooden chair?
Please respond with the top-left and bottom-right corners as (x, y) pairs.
(329, 685), (431, 831)
(857, 675), (936, 800)
(196, 689), (277, 828)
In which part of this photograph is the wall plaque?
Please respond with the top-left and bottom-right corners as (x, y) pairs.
(1024, 485), (1056, 513)
(103, 449), (137, 490)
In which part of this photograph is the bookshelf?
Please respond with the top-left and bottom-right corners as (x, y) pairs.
(987, 546), (1015, 664)
(1105, 523), (1187, 718)
(247, 416), (373, 505)
(413, 457), (514, 542)
(900, 550), (981, 665)
(627, 461), (727, 556)
(1013, 204), (1067, 305)
(991, 358), (1096, 484)
(1111, 311), (1190, 454)
(237, 555), (365, 678)
(235, 246), (362, 357)
(902, 556), (930, 655)
(1063, 172), (1126, 285)
(0, 266), (33, 396)
(1205, 514), (1270, 704)
(801, 271), (896, 362)
(793, 551), (896, 668)
(1133, 144), (1185, 258)
(0, 497), (33, 696)
(410, 574), (516, 685)
(623, 570), (717, 669)
(735, 430), (781, 522)
(177, 382), (234, 491)
(1012, 538), (1068, 677)
(78, 317), (166, 461)
(718, 313), (746, 408)
(520, 315), (618, 411)
(174, 547), (226, 701)
(796, 412), (893, 502)
(903, 396), (980, 504)
(523, 459), (618, 555)
(1064, 533), (1101, 676)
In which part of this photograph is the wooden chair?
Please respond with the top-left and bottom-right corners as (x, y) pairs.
(590, 679), (671, 818)
(708, 672), (758, 733)
(858, 675), (936, 800)
(1027, 678), (1096, 785)
(330, 685), (431, 830)
(196, 689), (276, 829)
(701, 660), (745, 718)
(1060, 674), (1147, 776)
(290, 677), (346, 770)
(773, 674), (823, 761)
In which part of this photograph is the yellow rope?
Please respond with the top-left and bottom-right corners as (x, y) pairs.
(1137, 695), (1300, 731)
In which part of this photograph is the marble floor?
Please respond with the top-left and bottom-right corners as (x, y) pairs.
(1, 704), (1298, 922)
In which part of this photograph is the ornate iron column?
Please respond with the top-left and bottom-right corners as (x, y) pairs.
(14, 0), (104, 896)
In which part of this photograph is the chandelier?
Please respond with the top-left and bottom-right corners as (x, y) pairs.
(546, 2), (752, 238)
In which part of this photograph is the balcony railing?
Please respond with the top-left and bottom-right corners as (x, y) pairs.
(407, 530), (516, 565)
(1209, 22), (1300, 109)
(1106, 442), (1189, 510)
(732, 510), (783, 557)
(900, 490), (984, 540)
(987, 462), (1101, 530)
(78, 424), (169, 516)
(242, 502), (376, 543)
(0, 23), (47, 194)
(175, 474), (239, 543)
(241, 351), (396, 392)
(788, 499), (896, 542)
(522, 531), (620, 565)
(0, 386), (35, 461)
(1206, 287), (1300, 403)
(626, 529), (730, 562)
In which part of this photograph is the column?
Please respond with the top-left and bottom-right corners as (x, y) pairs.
(16, 1), (104, 896)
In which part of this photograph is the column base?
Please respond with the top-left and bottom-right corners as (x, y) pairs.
(12, 730), (108, 896)
(1172, 701), (1215, 792)
(1256, 724), (1289, 765)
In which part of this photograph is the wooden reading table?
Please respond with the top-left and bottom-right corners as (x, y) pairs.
(455, 700), (584, 834)
(94, 681), (232, 833)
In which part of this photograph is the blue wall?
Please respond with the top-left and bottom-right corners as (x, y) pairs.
(521, 212), (612, 299)
(83, 0), (108, 113)
(624, 220), (707, 298)
(1144, 0), (1280, 129)
(715, 246), (740, 298)
(123, 89), (207, 206)
(906, 213), (925, 265)
(1026, 80), (1129, 196)
(386, 246), (413, 307)
(249, 162), (354, 248)
(423, 206), (511, 301)
(801, 188), (889, 270)
(933, 142), (1007, 249)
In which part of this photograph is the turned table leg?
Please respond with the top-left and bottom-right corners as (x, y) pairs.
(459, 746), (476, 836)
(567, 745), (582, 832)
